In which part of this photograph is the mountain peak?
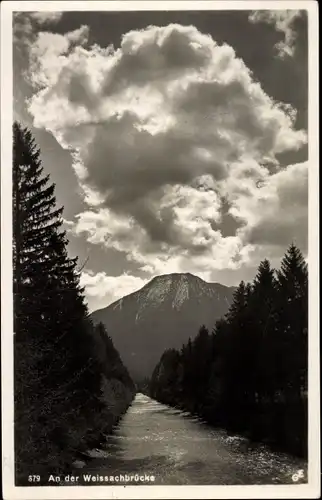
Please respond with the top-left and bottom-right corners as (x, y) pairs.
(151, 271), (198, 279)
(147, 271), (203, 287)
(142, 272), (225, 307)
(147, 273), (192, 309)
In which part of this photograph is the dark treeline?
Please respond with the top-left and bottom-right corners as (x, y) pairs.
(150, 247), (308, 458)
(136, 377), (151, 395)
(13, 123), (135, 484)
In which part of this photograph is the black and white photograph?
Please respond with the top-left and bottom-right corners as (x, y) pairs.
(1, 1), (320, 499)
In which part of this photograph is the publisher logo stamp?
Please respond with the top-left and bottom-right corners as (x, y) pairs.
(291, 469), (305, 482)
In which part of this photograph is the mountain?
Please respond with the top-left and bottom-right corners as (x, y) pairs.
(90, 273), (235, 380)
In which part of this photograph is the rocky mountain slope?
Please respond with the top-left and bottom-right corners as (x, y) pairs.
(91, 273), (235, 380)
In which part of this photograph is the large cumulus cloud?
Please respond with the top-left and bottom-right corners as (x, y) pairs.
(26, 23), (308, 278)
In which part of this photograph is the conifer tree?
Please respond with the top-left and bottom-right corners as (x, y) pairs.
(241, 259), (277, 435)
(13, 122), (136, 483)
(13, 122), (63, 337)
(225, 280), (248, 322)
(13, 121), (99, 382)
(249, 260), (277, 396)
(203, 324), (228, 423)
(180, 337), (194, 403)
(13, 123), (138, 480)
(191, 326), (212, 407)
(14, 122), (98, 474)
(220, 281), (251, 426)
(276, 244), (308, 397)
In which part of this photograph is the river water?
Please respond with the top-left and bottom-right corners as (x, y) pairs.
(77, 393), (307, 485)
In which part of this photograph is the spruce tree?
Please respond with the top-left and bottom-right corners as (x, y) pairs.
(248, 259), (277, 404)
(220, 281), (251, 428)
(276, 243), (308, 397)
(225, 280), (248, 322)
(191, 326), (212, 408)
(242, 259), (277, 437)
(13, 123), (63, 338)
(13, 122), (103, 477)
(203, 324), (228, 424)
(274, 244), (308, 455)
(180, 337), (194, 404)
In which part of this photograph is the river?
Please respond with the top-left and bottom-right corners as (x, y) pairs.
(75, 393), (307, 485)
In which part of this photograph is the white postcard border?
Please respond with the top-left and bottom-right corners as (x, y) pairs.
(1, 1), (320, 499)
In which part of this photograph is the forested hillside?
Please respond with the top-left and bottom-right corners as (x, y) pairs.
(150, 247), (308, 458)
(13, 123), (135, 484)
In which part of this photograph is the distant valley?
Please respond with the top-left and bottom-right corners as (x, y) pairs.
(90, 273), (235, 380)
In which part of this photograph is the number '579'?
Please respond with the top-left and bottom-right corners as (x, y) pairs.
(28, 475), (40, 482)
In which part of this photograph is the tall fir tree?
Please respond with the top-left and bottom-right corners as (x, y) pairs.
(244, 259), (278, 437)
(249, 260), (277, 400)
(12, 122), (136, 480)
(276, 243), (308, 398)
(180, 337), (194, 404)
(13, 123), (63, 338)
(191, 326), (212, 408)
(221, 281), (252, 428)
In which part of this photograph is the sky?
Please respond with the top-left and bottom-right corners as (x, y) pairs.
(13, 8), (309, 312)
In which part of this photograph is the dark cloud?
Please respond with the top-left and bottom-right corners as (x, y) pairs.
(211, 198), (243, 238)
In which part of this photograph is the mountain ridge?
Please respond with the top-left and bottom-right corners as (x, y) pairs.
(90, 272), (235, 380)
(93, 272), (235, 313)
